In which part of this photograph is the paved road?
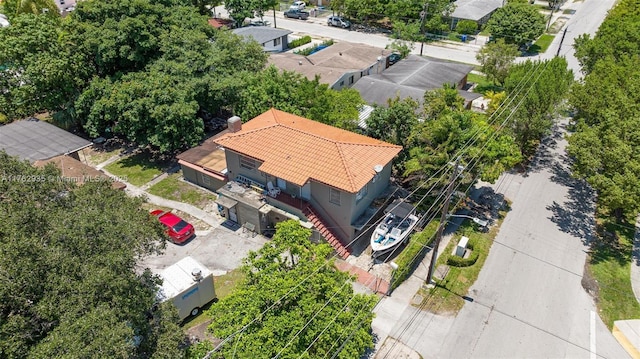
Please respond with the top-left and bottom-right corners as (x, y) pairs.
(534, 0), (616, 79)
(427, 120), (629, 358)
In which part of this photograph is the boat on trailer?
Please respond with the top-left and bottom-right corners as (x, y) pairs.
(371, 199), (419, 256)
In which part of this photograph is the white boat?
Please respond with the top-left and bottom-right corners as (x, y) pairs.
(371, 199), (419, 255)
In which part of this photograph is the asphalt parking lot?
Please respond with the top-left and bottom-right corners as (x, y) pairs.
(141, 222), (269, 276)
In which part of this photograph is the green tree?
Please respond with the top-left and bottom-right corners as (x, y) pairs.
(568, 6), (640, 221)
(205, 220), (377, 359)
(476, 38), (520, 85)
(404, 89), (521, 186)
(366, 96), (420, 150)
(233, 66), (363, 129)
(487, 2), (545, 46)
(0, 15), (92, 121)
(0, 152), (183, 358)
(1, 0), (59, 18)
(456, 19), (478, 35)
(502, 57), (573, 155)
(224, 0), (255, 24)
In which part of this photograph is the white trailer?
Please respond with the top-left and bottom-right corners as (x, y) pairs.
(157, 256), (217, 320)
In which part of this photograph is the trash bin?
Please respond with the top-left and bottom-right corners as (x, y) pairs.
(461, 34), (467, 42)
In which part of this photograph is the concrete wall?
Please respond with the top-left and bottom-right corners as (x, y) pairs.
(262, 35), (288, 52)
(181, 166), (226, 192)
(225, 150), (265, 185)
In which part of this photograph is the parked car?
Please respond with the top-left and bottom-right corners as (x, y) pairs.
(284, 8), (309, 19)
(388, 53), (401, 65)
(150, 210), (195, 244)
(249, 20), (271, 26)
(327, 16), (351, 28)
(290, 1), (306, 10)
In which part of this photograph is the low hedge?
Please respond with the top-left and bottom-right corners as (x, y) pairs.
(446, 237), (478, 267)
(289, 35), (312, 49)
(294, 39), (334, 56)
(390, 220), (439, 291)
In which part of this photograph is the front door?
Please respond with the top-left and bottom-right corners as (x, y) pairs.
(229, 206), (238, 223)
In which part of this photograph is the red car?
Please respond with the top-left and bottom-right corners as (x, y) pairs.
(150, 210), (195, 244)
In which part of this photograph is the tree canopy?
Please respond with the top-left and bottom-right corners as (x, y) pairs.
(568, 0), (640, 221)
(487, 2), (545, 46)
(0, 152), (183, 358)
(476, 39), (520, 86)
(502, 57), (573, 155)
(203, 220), (377, 359)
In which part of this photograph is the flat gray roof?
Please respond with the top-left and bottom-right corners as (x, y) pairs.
(353, 55), (476, 107)
(232, 27), (292, 44)
(0, 119), (92, 162)
(451, 0), (503, 21)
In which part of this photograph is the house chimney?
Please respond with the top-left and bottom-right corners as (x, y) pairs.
(228, 116), (242, 133)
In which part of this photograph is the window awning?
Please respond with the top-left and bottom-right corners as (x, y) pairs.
(215, 195), (238, 208)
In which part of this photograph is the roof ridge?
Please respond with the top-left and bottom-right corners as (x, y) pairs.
(334, 142), (358, 192)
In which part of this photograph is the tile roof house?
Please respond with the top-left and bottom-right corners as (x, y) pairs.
(212, 109), (402, 258)
(268, 41), (392, 90)
(352, 55), (481, 111)
(232, 27), (293, 52)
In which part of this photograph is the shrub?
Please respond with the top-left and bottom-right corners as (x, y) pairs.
(456, 20), (478, 35)
(390, 221), (439, 291)
(294, 39), (334, 56)
(289, 35), (312, 48)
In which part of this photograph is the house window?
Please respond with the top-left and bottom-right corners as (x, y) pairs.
(273, 37), (281, 46)
(339, 81), (344, 87)
(201, 172), (211, 185)
(349, 75), (354, 84)
(239, 155), (256, 170)
(330, 188), (341, 205)
(356, 184), (367, 202)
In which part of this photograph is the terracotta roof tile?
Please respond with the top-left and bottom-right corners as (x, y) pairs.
(214, 109), (401, 193)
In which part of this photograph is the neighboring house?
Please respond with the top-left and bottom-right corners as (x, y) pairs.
(232, 27), (292, 52)
(208, 18), (235, 29)
(0, 118), (91, 162)
(0, 118), (124, 188)
(353, 55), (481, 123)
(212, 109), (402, 258)
(268, 41), (392, 90)
(449, 0), (503, 29)
(176, 130), (230, 192)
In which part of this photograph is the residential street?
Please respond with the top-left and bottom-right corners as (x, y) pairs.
(379, 119), (630, 358)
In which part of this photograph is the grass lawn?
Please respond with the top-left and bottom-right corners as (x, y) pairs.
(588, 213), (640, 329)
(467, 72), (503, 95)
(148, 172), (217, 210)
(529, 34), (555, 54)
(82, 147), (122, 167)
(182, 268), (246, 330)
(104, 153), (166, 186)
(415, 208), (507, 314)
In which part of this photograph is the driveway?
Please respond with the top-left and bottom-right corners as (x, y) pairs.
(141, 222), (269, 275)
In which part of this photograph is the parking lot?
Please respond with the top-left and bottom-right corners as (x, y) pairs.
(141, 222), (269, 276)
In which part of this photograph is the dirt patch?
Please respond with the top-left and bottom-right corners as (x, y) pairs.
(186, 320), (217, 342)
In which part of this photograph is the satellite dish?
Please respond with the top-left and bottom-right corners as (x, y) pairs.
(373, 164), (383, 173)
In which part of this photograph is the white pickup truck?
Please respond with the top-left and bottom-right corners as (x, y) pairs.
(156, 256), (217, 320)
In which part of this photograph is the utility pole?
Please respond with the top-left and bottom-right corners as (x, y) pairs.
(556, 27), (568, 57)
(425, 158), (461, 286)
(419, 2), (429, 56)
